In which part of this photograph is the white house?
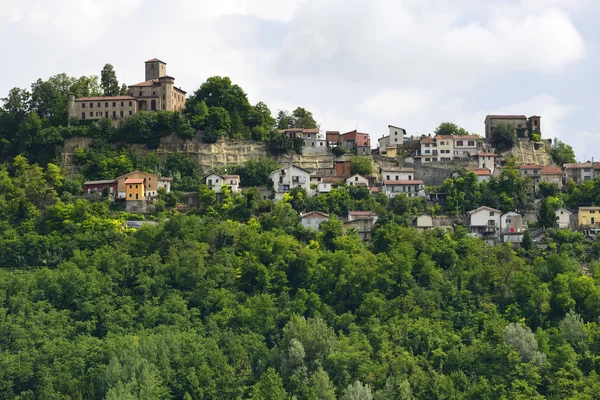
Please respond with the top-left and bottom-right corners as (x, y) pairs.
(415, 215), (433, 231)
(477, 152), (496, 174)
(270, 165), (311, 200)
(346, 211), (378, 242)
(380, 167), (415, 181)
(555, 208), (572, 229)
(467, 206), (502, 242)
(501, 212), (525, 245)
(300, 211), (329, 230)
(157, 177), (172, 193)
(346, 174), (369, 187)
(378, 125), (407, 150)
(382, 180), (425, 198)
(475, 168), (492, 183)
(435, 135), (454, 161)
(204, 173), (240, 193)
(419, 137), (438, 163)
(453, 135), (479, 158)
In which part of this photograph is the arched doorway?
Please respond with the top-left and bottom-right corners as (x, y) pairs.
(151, 99), (156, 111)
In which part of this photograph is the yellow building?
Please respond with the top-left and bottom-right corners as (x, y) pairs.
(125, 178), (145, 200)
(116, 171), (159, 199)
(578, 207), (600, 227)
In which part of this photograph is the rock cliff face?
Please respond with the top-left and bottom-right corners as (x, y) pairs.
(61, 134), (334, 174)
(501, 139), (553, 166)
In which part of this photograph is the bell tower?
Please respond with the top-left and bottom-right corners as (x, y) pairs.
(145, 58), (167, 81)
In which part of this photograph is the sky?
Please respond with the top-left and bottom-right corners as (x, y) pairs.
(1, 0), (599, 160)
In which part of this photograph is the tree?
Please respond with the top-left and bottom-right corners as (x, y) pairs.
(350, 157), (373, 176)
(503, 323), (547, 367)
(101, 64), (120, 97)
(551, 139), (576, 166)
(435, 122), (469, 136)
(203, 107), (231, 143)
(250, 368), (288, 400)
(267, 130), (292, 155)
(277, 107), (318, 129)
(491, 123), (517, 152)
(538, 197), (558, 229)
(342, 381), (374, 400)
(559, 311), (588, 352)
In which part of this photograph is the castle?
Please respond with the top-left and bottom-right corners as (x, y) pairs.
(68, 59), (186, 123)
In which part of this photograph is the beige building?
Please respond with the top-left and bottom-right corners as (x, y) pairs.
(484, 115), (541, 139)
(68, 58), (186, 123)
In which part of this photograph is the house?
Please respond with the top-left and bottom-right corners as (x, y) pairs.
(435, 135), (454, 161)
(418, 137), (438, 162)
(300, 211), (329, 230)
(157, 177), (172, 193)
(380, 146), (398, 158)
(501, 212), (525, 245)
(541, 166), (563, 189)
(270, 165), (311, 200)
(555, 208), (572, 229)
(326, 131), (341, 146)
(563, 162), (600, 184)
(467, 206), (502, 243)
(346, 174), (369, 187)
(281, 128), (326, 152)
(83, 179), (118, 196)
(345, 211), (378, 241)
(378, 125), (407, 150)
(518, 164), (542, 192)
(382, 180), (425, 198)
(453, 135), (479, 158)
(578, 207), (600, 227)
(484, 115), (541, 139)
(415, 215), (433, 231)
(317, 176), (342, 193)
(204, 173), (241, 193)
(68, 59), (186, 123)
(115, 171), (167, 199)
(380, 167), (415, 181)
(125, 178), (146, 212)
(475, 168), (492, 183)
(477, 152), (497, 174)
(338, 130), (371, 155)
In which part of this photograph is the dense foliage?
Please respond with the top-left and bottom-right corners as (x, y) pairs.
(3, 156), (600, 399)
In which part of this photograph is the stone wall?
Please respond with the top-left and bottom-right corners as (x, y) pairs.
(502, 138), (553, 166)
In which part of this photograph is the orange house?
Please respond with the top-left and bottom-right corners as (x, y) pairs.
(125, 178), (145, 200)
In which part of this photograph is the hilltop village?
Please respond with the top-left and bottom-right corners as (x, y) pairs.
(50, 58), (594, 248)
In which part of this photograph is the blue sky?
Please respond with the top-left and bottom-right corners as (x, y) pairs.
(1, 0), (598, 160)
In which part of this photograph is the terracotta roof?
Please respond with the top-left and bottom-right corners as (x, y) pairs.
(322, 176), (343, 183)
(125, 178), (144, 184)
(129, 79), (159, 87)
(421, 138), (434, 144)
(486, 115), (527, 119)
(563, 162), (600, 169)
(76, 96), (135, 101)
(348, 211), (377, 216)
(145, 58), (166, 63)
(519, 164), (542, 170)
(301, 211), (329, 219)
(541, 166), (562, 175)
(84, 180), (116, 185)
(326, 131), (340, 134)
(457, 135), (479, 140)
(381, 167), (415, 173)
(435, 135), (454, 140)
(475, 169), (491, 176)
(383, 180), (424, 185)
(369, 187), (381, 192)
(468, 206), (501, 214)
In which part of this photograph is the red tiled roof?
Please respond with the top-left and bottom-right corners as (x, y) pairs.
(475, 169), (491, 176)
(541, 166), (563, 175)
(564, 162), (600, 169)
(301, 211), (329, 219)
(129, 79), (159, 87)
(383, 180), (424, 185)
(84, 180), (117, 185)
(487, 115), (527, 119)
(468, 206), (501, 214)
(125, 178), (144, 184)
(76, 96), (135, 101)
(421, 138), (435, 144)
(222, 175), (240, 180)
(458, 135), (479, 140)
(519, 164), (542, 170)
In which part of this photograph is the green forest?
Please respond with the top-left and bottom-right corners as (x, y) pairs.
(1, 155), (600, 399)
(3, 63), (600, 399)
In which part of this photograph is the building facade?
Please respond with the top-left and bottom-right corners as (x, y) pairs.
(555, 208), (572, 229)
(300, 211), (329, 230)
(270, 165), (311, 200)
(68, 59), (186, 123)
(484, 115), (541, 139)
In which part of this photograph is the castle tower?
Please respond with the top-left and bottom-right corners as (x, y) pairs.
(145, 58), (167, 81)
(67, 93), (75, 123)
(158, 75), (175, 111)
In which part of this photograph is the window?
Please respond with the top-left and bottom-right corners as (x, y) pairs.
(395, 175), (399, 180)
(90, 103), (93, 108)
(456, 141), (463, 146)
(90, 112), (93, 117)
(394, 138), (397, 142)
(129, 101), (132, 106)
(386, 175), (390, 180)
(139, 91), (142, 97)
(97, 102), (101, 108)
(152, 91), (156, 96)
(489, 211), (494, 216)
(121, 102), (124, 107)
(112, 111), (116, 119)
(425, 158), (430, 162)
(307, 134), (311, 139)
(440, 141), (444, 145)
(105, 111), (108, 118)
(208, 179), (212, 186)
(135, 193), (139, 199)
(129, 185), (132, 189)
(129, 193), (132, 198)
(81, 112), (85, 119)
(355, 177), (358, 181)
(135, 184), (138, 189)
(120, 111), (124, 118)
(113, 102), (116, 107)
(468, 141), (475, 146)
(488, 220), (495, 226)
(129, 111), (133, 116)
(105, 102), (108, 107)
(82, 103), (85, 108)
